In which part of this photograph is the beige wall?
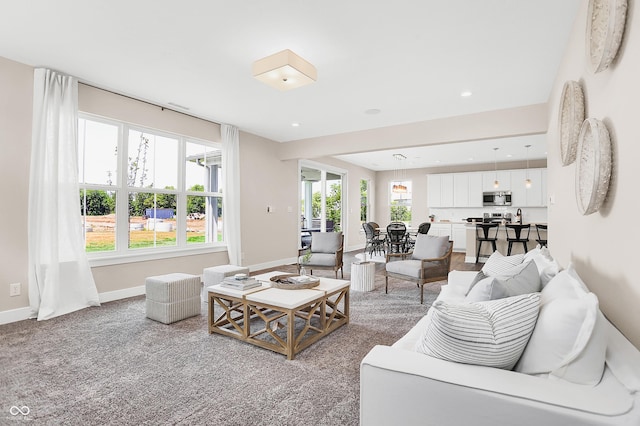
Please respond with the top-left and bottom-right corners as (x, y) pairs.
(0, 56), (32, 312)
(547, 0), (639, 348)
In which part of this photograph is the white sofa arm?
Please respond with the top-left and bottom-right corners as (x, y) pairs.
(444, 270), (478, 296)
(360, 346), (635, 426)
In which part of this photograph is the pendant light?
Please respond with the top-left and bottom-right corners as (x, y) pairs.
(524, 144), (532, 188)
(493, 147), (499, 188)
(392, 153), (407, 193)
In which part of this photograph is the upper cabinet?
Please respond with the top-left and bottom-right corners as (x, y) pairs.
(482, 171), (512, 192)
(511, 169), (545, 207)
(453, 172), (483, 207)
(429, 168), (547, 208)
(428, 173), (454, 207)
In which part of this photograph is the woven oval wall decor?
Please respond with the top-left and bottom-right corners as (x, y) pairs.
(587, 0), (628, 73)
(558, 80), (585, 166)
(575, 118), (612, 215)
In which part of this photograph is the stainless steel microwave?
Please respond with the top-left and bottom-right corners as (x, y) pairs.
(483, 191), (512, 206)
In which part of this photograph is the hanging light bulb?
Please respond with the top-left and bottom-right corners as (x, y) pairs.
(524, 144), (532, 188)
(493, 147), (499, 188)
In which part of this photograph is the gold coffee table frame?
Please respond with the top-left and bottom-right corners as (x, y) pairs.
(208, 272), (350, 360)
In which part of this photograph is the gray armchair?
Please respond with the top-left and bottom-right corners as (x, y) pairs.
(297, 232), (344, 278)
(383, 233), (453, 303)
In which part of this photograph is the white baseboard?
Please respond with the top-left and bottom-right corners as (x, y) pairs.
(0, 285), (148, 325)
(248, 257), (298, 272)
(0, 306), (32, 325)
(98, 285), (146, 303)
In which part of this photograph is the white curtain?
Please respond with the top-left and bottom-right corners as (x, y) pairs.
(221, 124), (242, 266)
(28, 68), (100, 320)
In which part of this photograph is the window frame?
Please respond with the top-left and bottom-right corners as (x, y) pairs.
(78, 113), (226, 267)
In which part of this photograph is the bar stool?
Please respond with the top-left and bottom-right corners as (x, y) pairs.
(535, 224), (548, 247)
(475, 223), (499, 263)
(505, 223), (531, 255)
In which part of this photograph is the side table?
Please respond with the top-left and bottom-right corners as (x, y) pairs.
(350, 262), (375, 292)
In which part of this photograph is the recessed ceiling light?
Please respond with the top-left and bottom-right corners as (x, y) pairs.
(291, 122), (300, 127)
(468, 157), (474, 161)
(365, 108), (381, 115)
(435, 160), (441, 164)
(506, 154), (513, 158)
(460, 91), (472, 97)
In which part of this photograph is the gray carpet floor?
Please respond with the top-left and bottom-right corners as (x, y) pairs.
(1, 263), (442, 425)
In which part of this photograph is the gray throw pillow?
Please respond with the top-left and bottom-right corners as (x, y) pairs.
(466, 261), (541, 302)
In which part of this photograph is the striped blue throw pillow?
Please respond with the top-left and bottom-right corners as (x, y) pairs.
(416, 293), (541, 370)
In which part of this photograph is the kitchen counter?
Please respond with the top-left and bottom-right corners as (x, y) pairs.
(464, 223), (545, 263)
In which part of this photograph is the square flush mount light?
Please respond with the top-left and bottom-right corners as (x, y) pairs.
(252, 49), (317, 91)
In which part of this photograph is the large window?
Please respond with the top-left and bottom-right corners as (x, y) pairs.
(78, 114), (223, 256)
(360, 179), (369, 224)
(390, 180), (412, 223)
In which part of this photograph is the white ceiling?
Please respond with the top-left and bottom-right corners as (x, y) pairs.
(0, 0), (581, 170)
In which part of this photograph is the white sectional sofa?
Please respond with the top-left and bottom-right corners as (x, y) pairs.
(360, 250), (640, 426)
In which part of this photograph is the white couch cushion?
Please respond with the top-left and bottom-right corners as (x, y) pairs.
(515, 264), (607, 385)
(466, 261), (541, 302)
(415, 293), (540, 370)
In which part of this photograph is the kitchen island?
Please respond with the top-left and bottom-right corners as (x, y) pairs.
(464, 222), (544, 263)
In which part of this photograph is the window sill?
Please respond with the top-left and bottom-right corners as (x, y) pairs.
(88, 244), (227, 267)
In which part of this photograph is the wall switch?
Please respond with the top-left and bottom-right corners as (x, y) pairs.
(9, 282), (21, 297)
(287, 206), (292, 213)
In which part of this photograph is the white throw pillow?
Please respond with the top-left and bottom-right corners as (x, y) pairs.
(415, 293), (540, 370)
(481, 251), (525, 276)
(523, 245), (560, 287)
(465, 261), (541, 302)
(515, 264), (607, 385)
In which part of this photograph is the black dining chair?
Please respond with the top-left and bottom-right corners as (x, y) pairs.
(475, 223), (499, 263)
(406, 221), (431, 251)
(535, 224), (548, 247)
(386, 222), (408, 254)
(363, 222), (385, 256)
(505, 223), (531, 255)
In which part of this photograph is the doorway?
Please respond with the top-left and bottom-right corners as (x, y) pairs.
(300, 162), (344, 248)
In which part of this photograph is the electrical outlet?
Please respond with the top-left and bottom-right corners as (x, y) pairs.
(9, 282), (21, 297)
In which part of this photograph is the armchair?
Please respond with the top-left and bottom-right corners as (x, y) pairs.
(382, 234), (453, 303)
(297, 232), (344, 278)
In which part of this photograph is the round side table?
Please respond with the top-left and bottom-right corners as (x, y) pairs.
(350, 262), (375, 292)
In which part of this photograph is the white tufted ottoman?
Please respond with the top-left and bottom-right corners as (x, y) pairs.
(202, 265), (250, 302)
(145, 273), (201, 324)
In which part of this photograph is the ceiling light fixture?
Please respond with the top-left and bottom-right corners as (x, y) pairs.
(493, 147), (500, 189)
(460, 91), (473, 97)
(252, 49), (317, 91)
(392, 153), (407, 193)
(365, 108), (381, 115)
(291, 122), (300, 127)
(524, 144), (532, 188)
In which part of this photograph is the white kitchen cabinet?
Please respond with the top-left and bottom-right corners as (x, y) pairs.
(427, 173), (454, 208)
(427, 174), (442, 207)
(440, 174), (454, 207)
(430, 223), (452, 238)
(510, 168), (544, 207)
(525, 168), (543, 207)
(482, 171), (511, 192)
(453, 172), (483, 207)
(468, 172), (483, 207)
(510, 169), (527, 206)
(452, 224), (467, 252)
(453, 174), (469, 207)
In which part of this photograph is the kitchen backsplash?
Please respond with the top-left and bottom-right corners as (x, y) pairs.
(428, 207), (548, 224)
